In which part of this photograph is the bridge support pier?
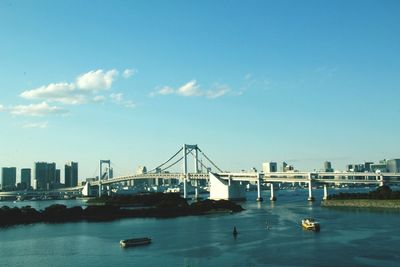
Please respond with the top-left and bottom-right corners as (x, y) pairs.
(256, 173), (263, 202)
(379, 175), (384, 187)
(323, 184), (328, 200)
(194, 180), (200, 200)
(307, 181), (315, 201)
(270, 183), (276, 201)
(183, 176), (188, 199)
(98, 182), (102, 197)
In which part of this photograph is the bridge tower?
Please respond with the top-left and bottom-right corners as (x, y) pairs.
(99, 160), (111, 197)
(182, 144), (200, 199)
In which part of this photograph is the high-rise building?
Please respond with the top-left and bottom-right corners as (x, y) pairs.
(65, 162), (78, 187)
(364, 162), (374, 172)
(370, 160), (388, 173)
(35, 162), (56, 190)
(262, 162), (277, 173)
(21, 168), (31, 189)
(324, 161), (333, 172)
(387, 159), (400, 173)
(1, 167), (17, 190)
(282, 162), (288, 172)
(56, 169), (61, 184)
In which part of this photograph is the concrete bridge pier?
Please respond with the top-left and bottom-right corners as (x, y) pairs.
(183, 175), (188, 199)
(256, 173), (263, 202)
(323, 184), (328, 200)
(270, 183), (276, 201)
(194, 180), (200, 200)
(307, 181), (315, 201)
(379, 175), (384, 187)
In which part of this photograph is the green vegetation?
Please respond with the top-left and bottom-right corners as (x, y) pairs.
(323, 186), (400, 209)
(327, 186), (400, 200)
(0, 193), (244, 228)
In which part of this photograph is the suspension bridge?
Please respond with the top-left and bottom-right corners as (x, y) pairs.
(2, 144), (400, 201)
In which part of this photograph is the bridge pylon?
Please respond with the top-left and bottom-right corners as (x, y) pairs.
(182, 144), (200, 199)
(99, 160), (111, 197)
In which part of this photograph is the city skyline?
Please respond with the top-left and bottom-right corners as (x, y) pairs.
(1, 1), (400, 178)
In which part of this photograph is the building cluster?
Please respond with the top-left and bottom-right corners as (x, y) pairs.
(262, 158), (400, 174)
(346, 159), (400, 173)
(1, 161), (78, 191)
(262, 161), (294, 173)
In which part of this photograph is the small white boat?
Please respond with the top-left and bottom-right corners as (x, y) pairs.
(120, 237), (152, 248)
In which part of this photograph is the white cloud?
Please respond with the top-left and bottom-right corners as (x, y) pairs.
(0, 104), (4, 111)
(20, 82), (86, 105)
(157, 86), (175, 95)
(206, 84), (230, 99)
(76, 69), (118, 91)
(124, 100), (135, 108)
(19, 69), (124, 105)
(151, 80), (230, 99)
(177, 80), (201, 96)
(9, 102), (68, 117)
(22, 121), (48, 128)
(122, 69), (136, 79)
(93, 95), (106, 103)
(110, 93), (123, 102)
(110, 93), (135, 108)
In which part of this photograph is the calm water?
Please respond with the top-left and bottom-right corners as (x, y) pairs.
(1, 188), (399, 267)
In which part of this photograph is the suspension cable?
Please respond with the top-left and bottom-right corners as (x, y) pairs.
(160, 156), (184, 172)
(198, 148), (223, 172)
(156, 148), (194, 173)
(146, 147), (183, 173)
(188, 150), (212, 172)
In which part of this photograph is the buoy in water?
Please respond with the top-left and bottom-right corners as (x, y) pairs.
(233, 226), (238, 236)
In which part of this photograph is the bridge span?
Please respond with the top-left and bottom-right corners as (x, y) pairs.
(2, 144), (400, 201)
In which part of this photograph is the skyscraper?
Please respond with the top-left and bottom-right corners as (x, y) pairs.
(324, 161), (333, 172)
(1, 167), (17, 190)
(56, 169), (61, 184)
(35, 162), (56, 190)
(21, 168), (31, 189)
(65, 162), (78, 187)
(262, 162), (277, 173)
(387, 159), (400, 173)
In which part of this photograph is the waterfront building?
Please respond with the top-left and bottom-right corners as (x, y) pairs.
(136, 166), (147, 175)
(370, 160), (388, 173)
(364, 162), (374, 172)
(65, 162), (78, 187)
(56, 169), (61, 184)
(35, 162), (57, 190)
(386, 159), (400, 173)
(346, 164), (364, 172)
(1, 167), (17, 190)
(262, 162), (277, 173)
(21, 168), (31, 189)
(282, 162), (288, 172)
(324, 161), (333, 172)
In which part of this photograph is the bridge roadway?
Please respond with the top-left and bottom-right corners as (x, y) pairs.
(2, 171), (400, 198)
(95, 171), (400, 185)
(55, 171), (400, 190)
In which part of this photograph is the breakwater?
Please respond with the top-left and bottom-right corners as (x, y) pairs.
(0, 193), (243, 227)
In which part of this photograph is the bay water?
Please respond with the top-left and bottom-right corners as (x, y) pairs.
(1, 188), (399, 267)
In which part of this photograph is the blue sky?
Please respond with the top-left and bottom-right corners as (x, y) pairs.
(1, 0), (400, 181)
